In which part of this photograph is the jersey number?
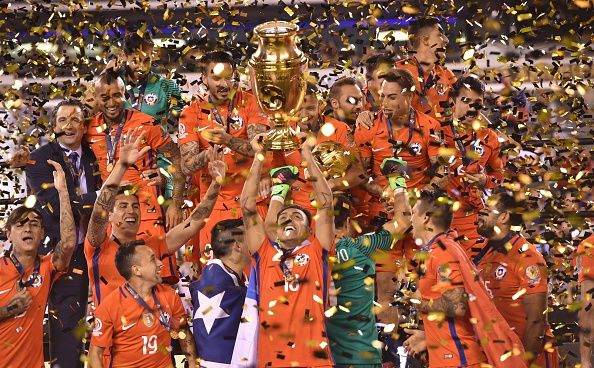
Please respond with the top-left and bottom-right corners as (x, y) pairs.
(284, 273), (300, 292)
(337, 248), (349, 263)
(142, 335), (158, 355)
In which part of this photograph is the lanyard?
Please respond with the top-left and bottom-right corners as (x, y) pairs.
(104, 111), (129, 168)
(413, 57), (437, 98)
(208, 94), (236, 133)
(450, 122), (477, 167)
(271, 240), (307, 282)
(385, 109), (416, 157)
(8, 252), (41, 289)
(421, 231), (447, 251)
(124, 283), (171, 332)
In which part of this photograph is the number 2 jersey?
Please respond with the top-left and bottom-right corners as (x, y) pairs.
(253, 236), (333, 367)
(91, 283), (186, 368)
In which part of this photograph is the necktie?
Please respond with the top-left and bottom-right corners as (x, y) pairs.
(68, 151), (81, 188)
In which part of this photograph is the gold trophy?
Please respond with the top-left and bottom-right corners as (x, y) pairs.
(249, 21), (308, 151)
(312, 141), (354, 179)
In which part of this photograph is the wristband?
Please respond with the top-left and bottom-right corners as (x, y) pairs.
(271, 183), (291, 199)
(270, 166), (299, 184)
(388, 176), (407, 190)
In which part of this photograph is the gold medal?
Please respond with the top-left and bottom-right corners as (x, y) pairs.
(107, 162), (114, 173)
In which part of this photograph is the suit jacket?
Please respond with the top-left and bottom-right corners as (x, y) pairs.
(25, 141), (102, 254)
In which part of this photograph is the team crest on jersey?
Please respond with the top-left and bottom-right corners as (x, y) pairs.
(435, 82), (447, 96)
(525, 265), (541, 286)
(295, 253), (310, 267)
(470, 140), (485, 157)
(409, 142), (422, 155)
(437, 264), (452, 282)
(178, 123), (187, 139)
(93, 318), (103, 337)
(494, 265), (507, 280)
(230, 116), (244, 130)
(144, 93), (159, 106)
(143, 313), (155, 328)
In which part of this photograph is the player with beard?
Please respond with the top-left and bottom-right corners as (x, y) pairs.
(0, 161), (76, 367)
(329, 77), (365, 129)
(178, 50), (269, 265)
(363, 54), (396, 113)
(475, 192), (559, 367)
(85, 128), (226, 308)
(240, 133), (335, 366)
(395, 16), (456, 121)
(443, 75), (504, 257)
(280, 82), (366, 215)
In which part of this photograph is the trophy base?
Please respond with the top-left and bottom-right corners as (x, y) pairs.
(264, 126), (300, 151)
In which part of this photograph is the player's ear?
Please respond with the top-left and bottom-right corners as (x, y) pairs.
(499, 211), (511, 226)
(330, 98), (339, 110)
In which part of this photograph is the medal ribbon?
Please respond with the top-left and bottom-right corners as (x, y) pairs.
(449, 122), (477, 167)
(104, 111), (130, 168)
(8, 251), (41, 289)
(124, 282), (171, 332)
(385, 109), (416, 157)
(208, 94), (236, 134)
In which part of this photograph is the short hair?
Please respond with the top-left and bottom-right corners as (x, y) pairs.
(493, 191), (525, 227)
(51, 99), (87, 128)
(96, 69), (124, 89)
(123, 32), (154, 55)
(451, 75), (485, 100)
(305, 82), (319, 98)
(211, 218), (244, 259)
(333, 195), (352, 229)
(277, 204), (312, 227)
(200, 51), (236, 71)
(408, 16), (441, 49)
(329, 77), (361, 101)
(417, 189), (454, 231)
(383, 68), (416, 94)
(4, 206), (44, 233)
(364, 54), (396, 75)
(115, 241), (144, 280)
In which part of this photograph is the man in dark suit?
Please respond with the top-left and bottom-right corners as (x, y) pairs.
(25, 99), (101, 368)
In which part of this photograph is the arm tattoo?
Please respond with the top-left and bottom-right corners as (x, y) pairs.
(158, 141), (184, 202)
(191, 181), (221, 221)
(180, 142), (208, 175)
(247, 124), (268, 140)
(361, 157), (372, 172)
(179, 327), (197, 361)
(87, 184), (119, 247)
(227, 124), (268, 157)
(420, 288), (468, 318)
(53, 187), (76, 270)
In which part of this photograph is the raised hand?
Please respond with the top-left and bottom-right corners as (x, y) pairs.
(118, 128), (151, 167)
(249, 133), (266, 155)
(202, 128), (232, 145)
(47, 160), (68, 194)
(6, 288), (32, 317)
(8, 147), (30, 168)
(208, 148), (226, 184)
(355, 110), (374, 130)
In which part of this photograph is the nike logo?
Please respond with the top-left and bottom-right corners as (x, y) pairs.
(371, 148), (384, 152)
(122, 323), (136, 331)
(0, 289), (12, 295)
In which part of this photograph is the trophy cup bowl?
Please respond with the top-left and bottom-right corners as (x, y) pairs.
(249, 21), (308, 151)
(312, 141), (354, 179)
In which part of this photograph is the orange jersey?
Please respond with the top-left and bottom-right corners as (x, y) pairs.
(282, 117), (355, 213)
(0, 254), (63, 368)
(419, 233), (486, 367)
(85, 235), (170, 306)
(476, 234), (548, 338)
(443, 125), (504, 215)
(91, 283), (186, 368)
(178, 90), (268, 211)
(395, 57), (457, 120)
(86, 110), (171, 226)
(254, 236), (333, 367)
(577, 234), (594, 284)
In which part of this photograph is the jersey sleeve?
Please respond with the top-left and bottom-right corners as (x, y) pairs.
(178, 103), (202, 145)
(41, 254), (64, 283)
(578, 235), (594, 284)
(428, 246), (464, 297)
(354, 125), (373, 159)
(144, 124), (171, 151)
(350, 229), (395, 258)
(515, 246), (548, 295)
(91, 302), (115, 349)
(483, 130), (504, 189)
(169, 291), (188, 331)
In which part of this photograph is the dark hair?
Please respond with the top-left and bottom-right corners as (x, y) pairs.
(123, 32), (154, 55)
(408, 16), (441, 48)
(364, 54), (396, 75)
(4, 206), (44, 233)
(329, 77), (361, 101)
(451, 75), (485, 100)
(333, 195), (352, 228)
(115, 241), (143, 280)
(305, 82), (319, 98)
(383, 68), (416, 94)
(96, 68), (124, 88)
(277, 204), (313, 226)
(417, 189), (454, 231)
(211, 218), (244, 258)
(51, 99), (87, 129)
(494, 191), (525, 227)
(200, 51), (236, 71)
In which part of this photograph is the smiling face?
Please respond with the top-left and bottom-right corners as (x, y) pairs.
(331, 84), (363, 125)
(204, 62), (235, 104)
(477, 197), (507, 239)
(452, 87), (484, 123)
(54, 105), (85, 150)
(276, 207), (310, 246)
(297, 94), (320, 131)
(124, 45), (153, 81)
(94, 79), (126, 124)
(131, 245), (163, 284)
(110, 194), (141, 239)
(7, 211), (44, 254)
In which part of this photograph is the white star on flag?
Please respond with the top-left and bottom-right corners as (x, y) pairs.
(193, 291), (230, 334)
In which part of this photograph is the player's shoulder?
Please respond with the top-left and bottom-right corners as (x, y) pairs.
(395, 57), (416, 71)
(577, 233), (594, 254)
(99, 285), (127, 310)
(323, 116), (350, 132)
(510, 236), (545, 263)
(128, 109), (157, 127)
(415, 109), (441, 129)
(154, 283), (178, 300)
(436, 65), (456, 82)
